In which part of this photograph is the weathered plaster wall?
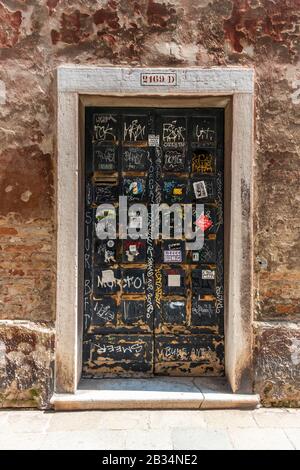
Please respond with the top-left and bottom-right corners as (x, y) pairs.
(0, 0), (299, 407)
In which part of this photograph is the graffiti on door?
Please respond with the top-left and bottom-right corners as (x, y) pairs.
(83, 107), (224, 377)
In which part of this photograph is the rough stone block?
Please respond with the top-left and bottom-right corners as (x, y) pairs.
(0, 321), (54, 409)
(254, 323), (300, 407)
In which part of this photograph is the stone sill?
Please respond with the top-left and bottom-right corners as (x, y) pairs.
(51, 377), (260, 411)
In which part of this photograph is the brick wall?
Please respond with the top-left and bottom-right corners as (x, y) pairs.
(0, 0), (299, 407)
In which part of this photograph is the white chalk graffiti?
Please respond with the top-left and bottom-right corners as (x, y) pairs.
(95, 343), (143, 354)
(163, 121), (185, 143)
(195, 125), (215, 142)
(124, 120), (145, 141)
(94, 114), (117, 124)
(94, 302), (114, 321)
(94, 123), (116, 142)
(163, 347), (205, 358)
(192, 302), (215, 318)
(123, 273), (145, 290)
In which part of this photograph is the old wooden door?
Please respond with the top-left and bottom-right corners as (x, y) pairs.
(83, 107), (224, 377)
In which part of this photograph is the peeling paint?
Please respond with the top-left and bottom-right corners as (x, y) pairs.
(20, 190), (32, 202)
(0, 4), (22, 48)
(0, 0), (299, 407)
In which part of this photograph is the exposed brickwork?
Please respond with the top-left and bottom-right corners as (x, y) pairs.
(0, 0), (299, 407)
(0, 217), (54, 322)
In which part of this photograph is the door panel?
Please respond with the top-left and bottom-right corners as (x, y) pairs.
(83, 107), (224, 377)
(155, 335), (224, 376)
(83, 335), (153, 377)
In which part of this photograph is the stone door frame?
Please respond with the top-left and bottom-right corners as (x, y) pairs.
(55, 66), (254, 394)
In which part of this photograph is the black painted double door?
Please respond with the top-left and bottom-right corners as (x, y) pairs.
(83, 107), (224, 377)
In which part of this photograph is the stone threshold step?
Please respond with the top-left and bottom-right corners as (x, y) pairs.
(51, 377), (260, 411)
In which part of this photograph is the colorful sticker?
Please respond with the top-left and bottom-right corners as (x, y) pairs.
(130, 181), (143, 195)
(202, 269), (215, 280)
(195, 213), (213, 232)
(168, 274), (181, 287)
(162, 179), (186, 203)
(193, 181), (207, 199)
(148, 134), (160, 146)
(163, 250), (182, 263)
(123, 177), (146, 201)
(123, 240), (146, 263)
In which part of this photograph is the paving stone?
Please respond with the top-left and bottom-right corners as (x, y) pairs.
(0, 412), (8, 429)
(94, 410), (150, 430)
(284, 429), (300, 449)
(3, 410), (50, 434)
(253, 409), (300, 428)
(0, 409), (300, 450)
(149, 410), (206, 429)
(47, 411), (106, 432)
(0, 432), (46, 450)
(125, 430), (173, 450)
(203, 410), (257, 428)
(229, 428), (294, 450)
(40, 430), (126, 450)
(47, 410), (149, 432)
(171, 427), (233, 450)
